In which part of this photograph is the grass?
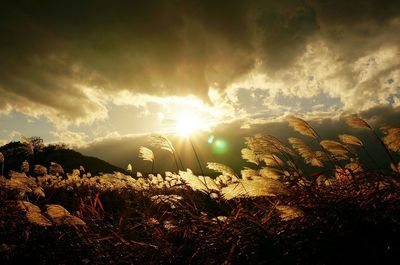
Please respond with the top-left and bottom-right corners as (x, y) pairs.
(1, 115), (400, 264)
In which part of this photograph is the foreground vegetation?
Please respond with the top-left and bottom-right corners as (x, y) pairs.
(1, 115), (400, 264)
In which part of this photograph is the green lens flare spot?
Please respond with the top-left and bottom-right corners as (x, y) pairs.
(213, 139), (228, 154)
(208, 135), (215, 144)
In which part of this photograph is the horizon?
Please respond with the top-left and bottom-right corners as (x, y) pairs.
(0, 114), (397, 176)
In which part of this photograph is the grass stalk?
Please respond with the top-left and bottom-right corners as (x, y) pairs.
(188, 138), (209, 191)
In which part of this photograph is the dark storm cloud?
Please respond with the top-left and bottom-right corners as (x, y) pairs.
(359, 105), (400, 127)
(0, 0), (399, 123)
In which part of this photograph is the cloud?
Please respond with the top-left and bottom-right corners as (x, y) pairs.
(0, 0), (399, 127)
(50, 130), (89, 148)
(0, 130), (23, 147)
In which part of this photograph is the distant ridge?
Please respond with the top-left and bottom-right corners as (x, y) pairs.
(0, 141), (124, 176)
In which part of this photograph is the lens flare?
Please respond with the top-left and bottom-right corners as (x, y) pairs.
(213, 139), (228, 154)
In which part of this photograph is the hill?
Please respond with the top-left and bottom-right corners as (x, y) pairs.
(0, 141), (124, 176)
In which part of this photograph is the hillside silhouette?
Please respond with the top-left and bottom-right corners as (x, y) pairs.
(0, 138), (124, 176)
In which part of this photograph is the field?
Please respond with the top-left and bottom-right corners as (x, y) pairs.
(1, 116), (400, 264)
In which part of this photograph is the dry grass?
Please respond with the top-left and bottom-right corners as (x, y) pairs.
(339, 134), (364, 146)
(289, 137), (324, 167)
(287, 115), (318, 138)
(320, 140), (351, 160)
(1, 114), (400, 264)
(383, 127), (400, 152)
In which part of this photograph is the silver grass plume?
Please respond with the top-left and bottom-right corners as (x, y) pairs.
(246, 134), (294, 157)
(345, 161), (363, 174)
(261, 154), (285, 168)
(346, 115), (372, 129)
(150, 195), (184, 209)
(4, 171), (44, 198)
(207, 162), (237, 178)
(320, 140), (350, 160)
(34, 165), (47, 175)
(339, 134), (363, 146)
(382, 127), (400, 153)
(18, 201), (52, 227)
(315, 151), (329, 161)
(289, 137), (324, 167)
(346, 116), (396, 165)
(138, 146), (154, 162)
(390, 162), (400, 173)
(149, 135), (175, 153)
(241, 168), (258, 180)
(257, 134), (295, 155)
(287, 115), (318, 139)
(18, 200), (41, 213)
(46, 204), (71, 223)
(139, 146), (155, 173)
(241, 148), (259, 165)
(201, 176), (220, 191)
(149, 134), (180, 171)
(221, 177), (287, 200)
(179, 169), (208, 192)
(259, 167), (285, 179)
(276, 205), (304, 221)
(49, 162), (64, 175)
(46, 204), (85, 226)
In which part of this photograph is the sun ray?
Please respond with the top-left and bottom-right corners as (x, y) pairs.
(175, 113), (200, 137)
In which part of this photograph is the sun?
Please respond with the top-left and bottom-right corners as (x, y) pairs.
(175, 113), (200, 137)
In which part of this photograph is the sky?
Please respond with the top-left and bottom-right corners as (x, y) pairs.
(1, 0), (400, 171)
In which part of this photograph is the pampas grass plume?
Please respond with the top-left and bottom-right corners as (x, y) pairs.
(339, 134), (363, 146)
(287, 115), (318, 138)
(346, 115), (371, 129)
